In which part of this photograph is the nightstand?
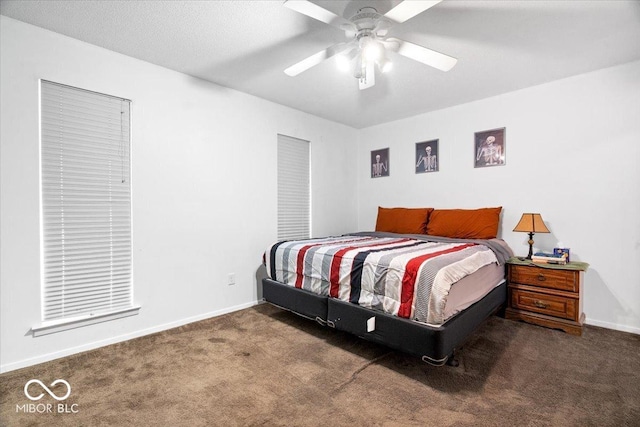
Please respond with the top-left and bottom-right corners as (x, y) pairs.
(505, 258), (589, 336)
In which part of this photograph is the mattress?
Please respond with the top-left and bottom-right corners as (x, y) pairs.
(443, 263), (505, 322)
(265, 233), (511, 326)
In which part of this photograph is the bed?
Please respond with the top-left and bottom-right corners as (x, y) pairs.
(262, 207), (513, 365)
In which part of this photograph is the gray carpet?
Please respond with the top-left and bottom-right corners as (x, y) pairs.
(1, 303), (639, 426)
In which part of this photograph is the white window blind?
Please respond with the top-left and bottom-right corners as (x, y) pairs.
(39, 81), (134, 328)
(277, 134), (310, 241)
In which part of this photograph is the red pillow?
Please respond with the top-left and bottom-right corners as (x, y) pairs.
(426, 207), (502, 239)
(375, 207), (433, 234)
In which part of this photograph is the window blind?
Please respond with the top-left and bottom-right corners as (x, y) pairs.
(40, 81), (133, 324)
(277, 134), (310, 241)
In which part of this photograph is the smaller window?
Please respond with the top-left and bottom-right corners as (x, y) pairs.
(277, 134), (310, 241)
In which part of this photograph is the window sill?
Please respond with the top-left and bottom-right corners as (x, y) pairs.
(31, 306), (141, 337)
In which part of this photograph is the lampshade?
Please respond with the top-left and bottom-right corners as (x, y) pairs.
(513, 213), (550, 233)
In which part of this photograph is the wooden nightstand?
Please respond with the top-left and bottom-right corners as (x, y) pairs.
(505, 258), (589, 336)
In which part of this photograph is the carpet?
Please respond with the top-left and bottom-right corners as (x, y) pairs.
(1, 303), (639, 426)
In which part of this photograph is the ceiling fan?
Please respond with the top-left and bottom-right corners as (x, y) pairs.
(283, 0), (457, 90)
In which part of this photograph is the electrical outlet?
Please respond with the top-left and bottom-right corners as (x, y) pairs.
(228, 273), (235, 286)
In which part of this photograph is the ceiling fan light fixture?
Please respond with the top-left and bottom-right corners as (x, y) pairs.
(353, 55), (364, 79)
(362, 38), (384, 62)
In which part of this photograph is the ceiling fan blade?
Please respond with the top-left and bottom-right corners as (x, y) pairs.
(384, 38), (457, 72)
(359, 61), (376, 90)
(284, 0), (352, 29)
(285, 43), (351, 76)
(384, 0), (442, 24)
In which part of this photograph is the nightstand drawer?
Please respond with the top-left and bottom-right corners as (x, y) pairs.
(509, 265), (578, 292)
(510, 289), (577, 321)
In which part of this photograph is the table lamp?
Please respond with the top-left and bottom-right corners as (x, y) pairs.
(513, 213), (550, 259)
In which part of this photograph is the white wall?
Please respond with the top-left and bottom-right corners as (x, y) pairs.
(0, 17), (358, 372)
(357, 60), (640, 334)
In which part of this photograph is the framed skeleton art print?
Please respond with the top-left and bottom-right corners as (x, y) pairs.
(371, 148), (390, 178)
(415, 139), (439, 173)
(474, 128), (506, 168)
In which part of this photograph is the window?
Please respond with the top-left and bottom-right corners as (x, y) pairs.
(35, 81), (137, 336)
(277, 134), (310, 241)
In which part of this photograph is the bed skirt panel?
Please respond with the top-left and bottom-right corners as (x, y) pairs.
(262, 278), (506, 364)
(262, 278), (328, 324)
(326, 281), (507, 364)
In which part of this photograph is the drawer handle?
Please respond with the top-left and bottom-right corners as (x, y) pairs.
(537, 274), (546, 282)
(534, 300), (549, 309)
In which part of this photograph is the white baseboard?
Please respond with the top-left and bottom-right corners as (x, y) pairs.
(0, 300), (261, 374)
(585, 318), (640, 335)
(3, 301), (635, 373)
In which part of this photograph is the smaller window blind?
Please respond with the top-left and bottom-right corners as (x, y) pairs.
(40, 81), (133, 323)
(277, 134), (310, 241)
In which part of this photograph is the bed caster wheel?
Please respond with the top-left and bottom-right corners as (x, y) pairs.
(446, 355), (459, 367)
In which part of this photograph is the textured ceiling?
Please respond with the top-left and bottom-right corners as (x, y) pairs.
(2, 0), (640, 129)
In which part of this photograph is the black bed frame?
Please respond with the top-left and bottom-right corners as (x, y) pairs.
(262, 278), (506, 366)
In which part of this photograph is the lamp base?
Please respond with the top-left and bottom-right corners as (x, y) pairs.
(526, 232), (535, 259)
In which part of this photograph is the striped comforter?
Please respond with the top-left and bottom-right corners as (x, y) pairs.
(265, 234), (500, 325)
